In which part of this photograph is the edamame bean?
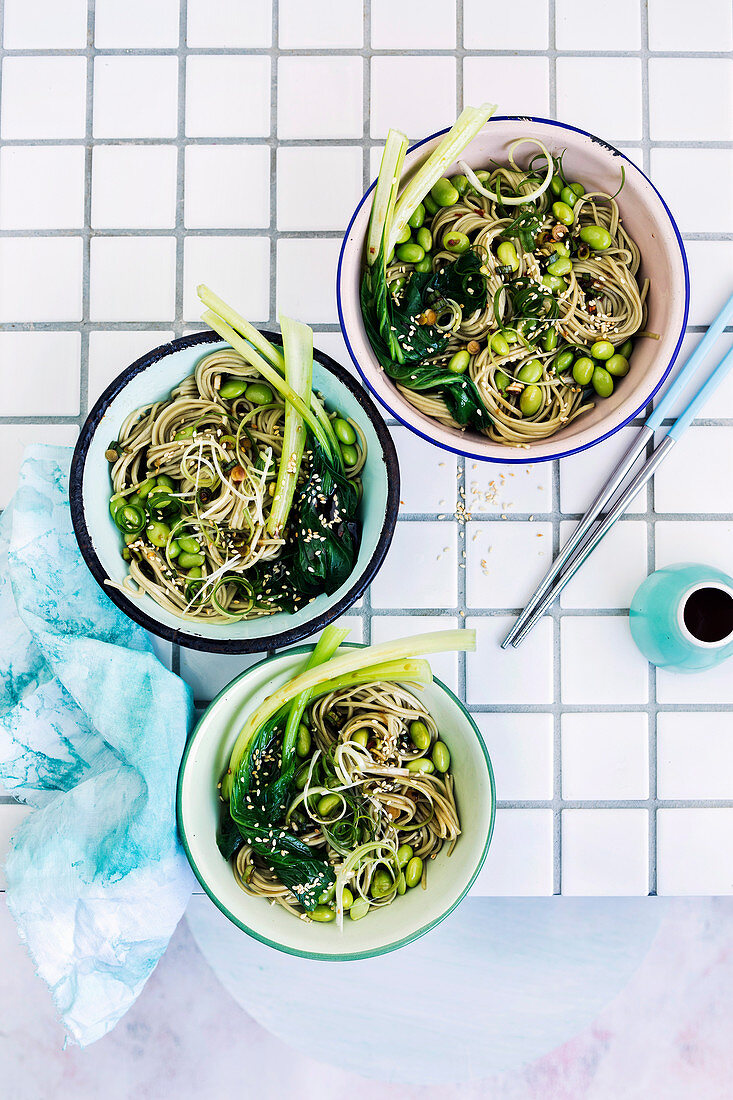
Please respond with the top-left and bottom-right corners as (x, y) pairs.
(547, 255), (572, 277)
(549, 241), (570, 258)
(414, 258), (433, 273)
(496, 241), (519, 270)
(495, 370), (511, 393)
(178, 535), (201, 554)
(245, 382), (274, 405)
(310, 905), (336, 923)
(520, 384), (543, 417)
(220, 379), (248, 400)
(432, 741), (451, 773)
(475, 170), (491, 184)
(128, 493), (143, 507)
(579, 224), (612, 251)
(396, 872), (407, 896)
(397, 844), (414, 868)
(491, 332), (510, 356)
(371, 869), (394, 898)
(137, 477), (157, 499)
(407, 758), (435, 774)
(174, 425), (195, 440)
(618, 338), (633, 359)
(550, 176), (563, 197)
(606, 353), (630, 378)
(409, 720), (431, 752)
(570, 182), (585, 197)
(424, 194), (439, 216)
(444, 230), (470, 254)
(333, 417), (356, 445)
(592, 366), (614, 397)
(554, 349), (575, 373)
(542, 274), (566, 293)
(295, 763), (310, 789)
(178, 550), (205, 568)
(416, 227), (433, 252)
(451, 173), (469, 195)
(319, 883), (335, 904)
(350, 898), (370, 921)
(448, 350), (470, 374)
(517, 358), (543, 384)
(146, 521), (170, 548)
(340, 887), (354, 911)
(352, 728), (369, 747)
(590, 340), (614, 361)
(543, 328), (558, 352)
(430, 178), (459, 207)
(396, 242), (425, 264)
(296, 723), (311, 757)
(395, 223), (412, 245)
(408, 203), (425, 229)
(560, 186), (578, 208)
(572, 357), (595, 386)
(167, 538), (180, 559)
(317, 793), (342, 819)
(186, 567), (202, 579)
(405, 857), (423, 889)
(340, 444), (358, 466)
(552, 201), (575, 226)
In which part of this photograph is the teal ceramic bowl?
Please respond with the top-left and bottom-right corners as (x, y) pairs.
(177, 645), (496, 960)
(69, 331), (399, 653)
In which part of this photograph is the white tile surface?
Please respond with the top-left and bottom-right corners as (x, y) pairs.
(562, 713), (649, 800)
(658, 713), (733, 801)
(91, 145), (178, 229)
(370, 57), (456, 139)
(463, 57), (550, 119)
(276, 237), (341, 323)
(683, 243), (733, 329)
(371, 0), (457, 50)
(388, 426), (458, 514)
(370, 523), (458, 609)
(277, 146), (363, 231)
(0, 425), (78, 507)
(466, 521), (553, 610)
(278, 58), (363, 139)
(185, 146), (271, 229)
(561, 426), (646, 515)
(650, 149), (733, 234)
(1, 57), (87, 140)
(657, 660), (733, 706)
(278, 0), (362, 48)
(465, 616), (554, 706)
(562, 810), (649, 895)
(0, 146), (85, 229)
(559, 520), (647, 610)
(93, 56), (179, 139)
(649, 60), (733, 142)
(654, 428), (733, 515)
(370, 616), (460, 693)
(88, 330), (176, 403)
(657, 810), (733, 895)
(0, 237), (83, 322)
(179, 650), (261, 701)
(90, 236), (176, 322)
(557, 58), (642, 142)
(556, 0), (640, 49)
(186, 56), (271, 138)
(188, 0), (272, 48)
(648, 0), (733, 51)
(463, 0), (549, 50)
(472, 809), (555, 896)
(3, 0), (87, 48)
(0, 332), (80, 416)
(561, 618), (648, 705)
(183, 237), (271, 323)
(466, 461), (553, 516)
(655, 521), (733, 575)
(474, 713), (554, 801)
(94, 0), (180, 47)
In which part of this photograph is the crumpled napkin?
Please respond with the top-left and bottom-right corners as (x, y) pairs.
(0, 445), (195, 1046)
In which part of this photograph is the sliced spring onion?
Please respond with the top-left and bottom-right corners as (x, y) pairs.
(198, 284), (285, 372)
(367, 129), (408, 268)
(458, 137), (554, 207)
(267, 315), (313, 538)
(113, 503), (145, 535)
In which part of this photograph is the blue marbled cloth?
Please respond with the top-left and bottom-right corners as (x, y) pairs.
(0, 446), (195, 1046)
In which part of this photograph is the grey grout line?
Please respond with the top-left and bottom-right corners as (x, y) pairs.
(359, 0), (373, 650)
(269, 0), (279, 320)
(1, 46), (732, 58)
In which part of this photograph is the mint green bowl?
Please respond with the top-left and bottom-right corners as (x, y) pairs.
(177, 645), (496, 961)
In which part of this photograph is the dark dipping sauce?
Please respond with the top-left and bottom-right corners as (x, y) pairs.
(683, 586), (733, 644)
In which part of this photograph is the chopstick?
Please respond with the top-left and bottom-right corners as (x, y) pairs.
(502, 292), (733, 649)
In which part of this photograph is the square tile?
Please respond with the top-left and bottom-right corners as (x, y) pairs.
(1, 57), (87, 139)
(388, 426), (458, 513)
(372, 0), (456, 49)
(370, 57), (456, 139)
(683, 243), (733, 330)
(94, 56), (178, 139)
(650, 149), (733, 233)
(562, 713), (649, 800)
(655, 521), (733, 576)
(88, 330), (175, 403)
(657, 809), (733, 895)
(463, 0), (549, 49)
(472, 809), (554, 896)
(3, 0), (87, 48)
(278, 58), (363, 139)
(183, 237), (270, 324)
(557, 59), (642, 143)
(370, 616), (460, 692)
(657, 659), (733, 706)
(654, 428), (733, 514)
(562, 810), (648, 895)
(185, 146), (270, 229)
(279, 0), (362, 48)
(92, 145), (178, 229)
(474, 713), (554, 801)
(179, 650), (263, 702)
(648, 0), (733, 51)
(561, 426), (646, 515)
(658, 713), (733, 801)
(0, 425), (78, 507)
(561, 618), (648, 705)
(0, 146), (85, 229)
(276, 238), (341, 324)
(90, 237), (176, 322)
(277, 147), (363, 231)
(186, 56), (270, 138)
(466, 521), (553, 609)
(463, 57), (549, 118)
(188, 0), (271, 48)
(465, 615), (554, 705)
(465, 461), (553, 516)
(369, 523), (458, 609)
(0, 238), (82, 322)
(649, 60), (733, 142)
(556, 0), (640, 49)
(312, 331), (354, 376)
(559, 520), (647, 610)
(94, 0), (179, 47)
(0, 332), (80, 416)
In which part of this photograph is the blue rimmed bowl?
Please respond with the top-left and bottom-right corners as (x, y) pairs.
(337, 115), (690, 464)
(69, 331), (400, 653)
(177, 644), (496, 960)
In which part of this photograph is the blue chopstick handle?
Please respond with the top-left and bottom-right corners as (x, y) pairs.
(668, 344), (733, 440)
(646, 292), (733, 432)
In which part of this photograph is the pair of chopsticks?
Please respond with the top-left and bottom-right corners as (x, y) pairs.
(502, 292), (733, 649)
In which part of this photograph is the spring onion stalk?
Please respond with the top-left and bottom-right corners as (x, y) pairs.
(198, 284), (285, 371)
(267, 315), (313, 537)
(386, 103), (497, 255)
(366, 129), (409, 267)
(227, 630), (476, 780)
(458, 136), (554, 207)
(281, 625), (349, 760)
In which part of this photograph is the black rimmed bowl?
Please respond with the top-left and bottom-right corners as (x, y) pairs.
(69, 331), (400, 653)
